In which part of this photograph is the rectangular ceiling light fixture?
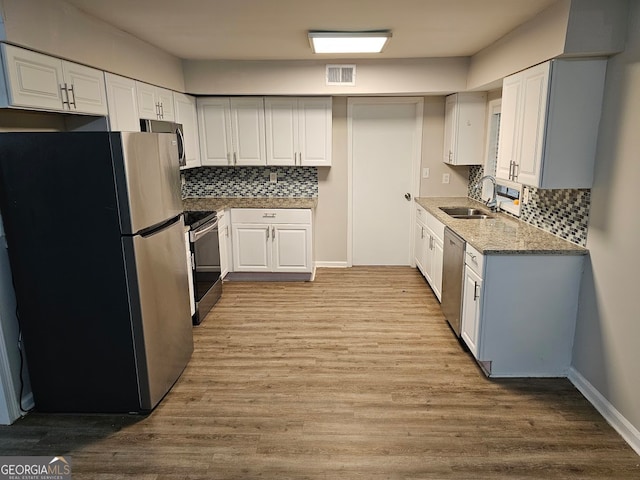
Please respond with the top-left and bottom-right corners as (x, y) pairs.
(308, 31), (392, 54)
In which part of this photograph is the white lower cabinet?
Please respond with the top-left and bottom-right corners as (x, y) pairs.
(415, 205), (444, 301)
(459, 243), (584, 377)
(217, 209), (231, 278)
(230, 209), (312, 273)
(460, 248), (482, 358)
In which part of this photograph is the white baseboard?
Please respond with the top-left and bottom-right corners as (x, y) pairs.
(568, 367), (640, 456)
(314, 261), (349, 268)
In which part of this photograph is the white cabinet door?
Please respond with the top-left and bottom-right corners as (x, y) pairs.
(105, 73), (140, 132)
(217, 210), (230, 278)
(496, 75), (521, 182)
(135, 82), (174, 121)
(516, 62), (550, 187)
(265, 97), (298, 166)
(299, 97), (332, 166)
(136, 81), (158, 120)
(443, 93), (486, 166)
(157, 87), (175, 122)
(2, 44), (65, 111)
(432, 237), (444, 301)
(61, 61), (108, 115)
(461, 265), (482, 357)
(272, 224), (312, 273)
(198, 98), (233, 166)
(230, 97), (266, 166)
(174, 92), (201, 169)
(232, 224), (271, 272)
(414, 221), (427, 275)
(443, 95), (456, 164)
(423, 229), (435, 286)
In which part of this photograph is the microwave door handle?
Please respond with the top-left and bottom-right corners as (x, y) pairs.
(190, 221), (218, 242)
(176, 127), (186, 166)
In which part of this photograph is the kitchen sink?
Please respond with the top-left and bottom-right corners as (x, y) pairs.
(439, 206), (494, 219)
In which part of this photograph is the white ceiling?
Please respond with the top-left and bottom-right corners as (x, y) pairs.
(64, 0), (559, 61)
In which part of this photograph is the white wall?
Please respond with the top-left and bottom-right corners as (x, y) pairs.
(467, 0), (627, 90)
(183, 58), (469, 96)
(0, 0), (185, 91)
(572, 0), (640, 445)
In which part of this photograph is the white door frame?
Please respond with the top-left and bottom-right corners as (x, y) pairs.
(347, 97), (424, 267)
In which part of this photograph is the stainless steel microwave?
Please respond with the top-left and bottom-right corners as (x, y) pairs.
(140, 119), (185, 168)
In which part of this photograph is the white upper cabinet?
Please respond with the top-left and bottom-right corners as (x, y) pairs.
(230, 97), (266, 166)
(198, 97), (266, 166)
(265, 97), (333, 167)
(496, 58), (607, 189)
(198, 97), (233, 166)
(1, 44), (107, 115)
(443, 92), (487, 166)
(136, 81), (175, 121)
(104, 73), (140, 132)
(173, 92), (201, 169)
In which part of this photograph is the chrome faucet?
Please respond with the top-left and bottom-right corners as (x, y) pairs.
(475, 175), (498, 211)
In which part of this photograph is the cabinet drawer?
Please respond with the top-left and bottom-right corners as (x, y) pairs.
(426, 212), (445, 243)
(465, 243), (484, 276)
(231, 208), (311, 224)
(415, 205), (427, 224)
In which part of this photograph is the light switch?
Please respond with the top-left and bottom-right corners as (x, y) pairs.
(269, 172), (278, 183)
(442, 173), (450, 184)
(422, 168), (430, 178)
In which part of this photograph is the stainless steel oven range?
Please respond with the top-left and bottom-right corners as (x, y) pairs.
(184, 210), (222, 324)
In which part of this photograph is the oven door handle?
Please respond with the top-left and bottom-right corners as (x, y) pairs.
(190, 220), (218, 242)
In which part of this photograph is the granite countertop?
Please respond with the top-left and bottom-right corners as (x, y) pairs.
(415, 197), (587, 255)
(183, 197), (318, 212)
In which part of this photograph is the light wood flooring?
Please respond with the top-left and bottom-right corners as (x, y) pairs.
(1, 267), (638, 479)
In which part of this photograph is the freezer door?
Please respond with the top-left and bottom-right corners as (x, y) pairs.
(127, 218), (194, 409)
(117, 132), (183, 234)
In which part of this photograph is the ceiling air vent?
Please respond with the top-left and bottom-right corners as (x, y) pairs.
(326, 64), (356, 86)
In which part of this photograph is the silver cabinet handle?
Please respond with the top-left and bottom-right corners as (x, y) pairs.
(473, 281), (480, 301)
(233, 152), (237, 165)
(299, 151), (302, 165)
(160, 102), (164, 119)
(60, 84), (70, 108)
(467, 252), (477, 261)
(263, 213), (276, 218)
(429, 235), (433, 250)
(420, 226), (424, 239)
(513, 162), (519, 181)
(266, 228), (269, 240)
(271, 225), (275, 239)
(294, 152), (297, 165)
(448, 151), (453, 162)
(225, 225), (229, 237)
(68, 84), (76, 109)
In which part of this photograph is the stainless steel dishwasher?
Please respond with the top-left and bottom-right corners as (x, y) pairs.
(441, 227), (465, 336)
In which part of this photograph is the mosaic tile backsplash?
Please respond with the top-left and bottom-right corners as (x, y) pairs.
(182, 166), (318, 198)
(467, 167), (590, 247)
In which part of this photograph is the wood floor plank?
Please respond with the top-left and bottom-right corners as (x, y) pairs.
(0, 267), (638, 479)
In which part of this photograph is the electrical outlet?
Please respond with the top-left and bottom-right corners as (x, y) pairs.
(180, 175), (186, 187)
(422, 168), (430, 179)
(442, 173), (450, 184)
(522, 186), (530, 204)
(269, 172), (278, 183)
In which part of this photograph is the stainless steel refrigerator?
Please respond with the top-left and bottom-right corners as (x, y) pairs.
(0, 131), (193, 413)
